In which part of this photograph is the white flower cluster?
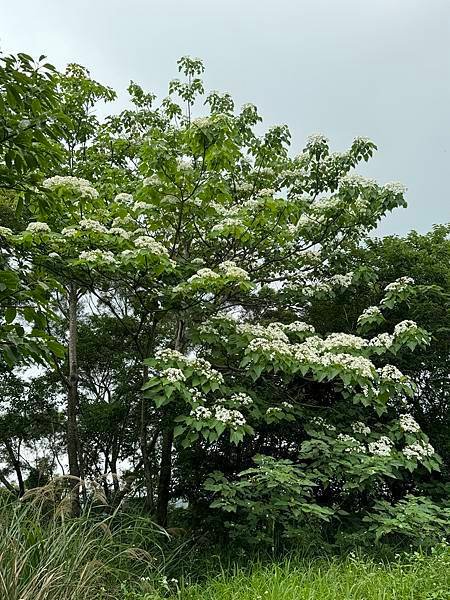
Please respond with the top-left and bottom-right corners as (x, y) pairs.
(230, 392), (253, 406)
(133, 201), (151, 211)
(377, 364), (404, 381)
(79, 249), (116, 264)
(257, 188), (275, 197)
(340, 174), (377, 189)
(266, 406), (283, 415)
(187, 268), (220, 284)
(114, 193), (133, 204)
(322, 333), (368, 351)
(399, 414), (421, 433)
(352, 421), (371, 435)
(109, 227), (131, 239)
(161, 367), (186, 383)
(211, 217), (244, 234)
(247, 337), (292, 359)
(368, 436), (393, 457)
(190, 357), (224, 384)
(218, 261), (250, 280)
(337, 433), (366, 453)
(26, 222), (51, 233)
(238, 322), (289, 343)
(79, 219), (108, 233)
(358, 306), (382, 322)
(190, 406), (212, 419)
(134, 236), (168, 256)
(384, 182), (407, 195)
(384, 277), (415, 292)
(43, 176), (99, 199)
(394, 320), (418, 336)
(402, 441), (434, 461)
(214, 407), (246, 427)
(0, 226), (13, 236)
(154, 349), (224, 385)
(283, 321), (315, 334)
(310, 416), (336, 431)
(329, 272), (354, 287)
(368, 333), (394, 350)
(61, 227), (77, 237)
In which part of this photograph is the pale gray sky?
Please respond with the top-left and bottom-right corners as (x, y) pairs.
(1, 0), (449, 235)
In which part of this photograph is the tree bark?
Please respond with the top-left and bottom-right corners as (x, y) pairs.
(155, 426), (174, 527)
(140, 363), (155, 512)
(5, 440), (25, 497)
(67, 282), (81, 515)
(155, 319), (184, 526)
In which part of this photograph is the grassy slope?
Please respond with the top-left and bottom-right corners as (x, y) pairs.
(140, 552), (450, 600)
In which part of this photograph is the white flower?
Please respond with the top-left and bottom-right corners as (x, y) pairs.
(61, 227), (77, 237)
(134, 236), (168, 256)
(322, 333), (368, 351)
(369, 333), (394, 350)
(133, 201), (151, 211)
(161, 367), (186, 383)
(26, 222), (50, 233)
(114, 193), (134, 204)
(214, 407), (246, 427)
(218, 261), (250, 280)
(337, 433), (366, 453)
(190, 406), (212, 419)
(79, 219), (108, 234)
(329, 272), (354, 288)
(109, 227), (131, 239)
(48, 252), (60, 258)
(384, 277), (414, 292)
(352, 421), (371, 435)
(399, 414), (420, 433)
(187, 268), (220, 284)
(230, 392), (253, 406)
(377, 364), (404, 381)
(402, 441), (434, 461)
(368, 436), (393, 457)
(340, 174), (377, 188)
(310, 416), (336, 432)
(394, 320), (418, 336)
(0, 226), (13, 236)
(358, 306), (382, 322)
(384, 182), (407, 195)
(43, 175), (98, 199)
(283, 321), (315, 334)
(79, 249), (116, 264)
(211, 217), (244, 234)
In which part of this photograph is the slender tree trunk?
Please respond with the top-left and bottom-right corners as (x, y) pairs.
(5, 440), (25, 497)
(67, 282), (81, 515)
(155, 319), (184, 526)
(140, 363), (155, 512)
(155, 427), (174, 527)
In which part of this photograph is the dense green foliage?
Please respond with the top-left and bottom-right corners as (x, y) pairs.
(0, 48), (449, 598)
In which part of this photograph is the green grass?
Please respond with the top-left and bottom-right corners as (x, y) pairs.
(0, 493), (448, 600)
(131, 550), (450, 600)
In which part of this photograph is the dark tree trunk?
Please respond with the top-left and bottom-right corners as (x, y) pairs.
(5, 440), (25, 497)
(67, 282), (81, 515)
(155, 426), (174, 527)
(155, 319), (184, 526)
(140, 363), (155, 512)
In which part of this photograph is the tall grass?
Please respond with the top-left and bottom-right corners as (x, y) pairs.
(141, 550), (450, 600)
(0, 491), (167, 600)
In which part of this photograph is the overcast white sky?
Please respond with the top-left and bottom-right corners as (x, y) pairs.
(1, 0), (449, 235)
